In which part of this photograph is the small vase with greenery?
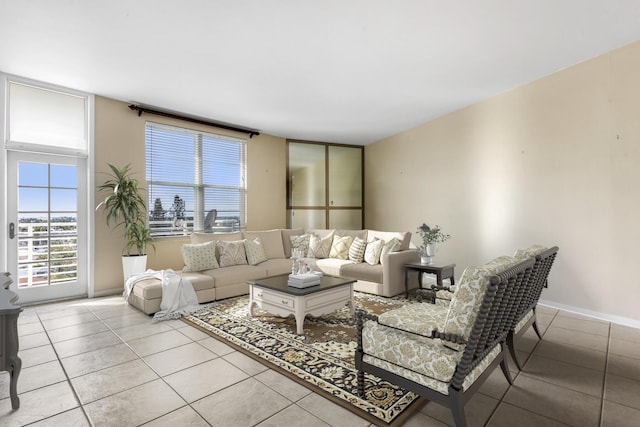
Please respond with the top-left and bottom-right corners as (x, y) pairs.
(96, 164), (155, 278)
(416, 223), (451, 263)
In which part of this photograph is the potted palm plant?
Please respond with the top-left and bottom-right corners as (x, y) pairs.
(96, 164), (155, 281)
(416, 223), (451, 264)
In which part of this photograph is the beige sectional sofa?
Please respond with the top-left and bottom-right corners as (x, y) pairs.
(128, 228), (419, 314)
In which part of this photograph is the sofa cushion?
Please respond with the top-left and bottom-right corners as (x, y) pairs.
(306, 229), (335, 239)
(243, 230), (285, 259)
(259, 258), (294, 276)
(181, 241), (219, 272)
(315, 258), (356, 276)
(191, 231), (242, 244)
(131, 277), (164, 300)
(308, 232), (334, 258)
(205, 264), (268, 287)
(364, 238), (384, 265)
(367, 230), (412, 251)
(179, 271), (216, 292)
(379, 238), (402, 266)
(218, 240), (248, 267)
(330, 235), (353, 260)
(244, 237), (268, 266)
(340, 262), (382, 283)
(282, 228), (304, 258)
(335, 229), (368, 241)
(290, 234), (311, 258)
(348, 237), (367, 263)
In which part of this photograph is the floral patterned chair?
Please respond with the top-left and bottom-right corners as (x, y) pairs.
(507, 245), (558, 369)
(424, 245), (559, 370)
(355, 256), (535, 427)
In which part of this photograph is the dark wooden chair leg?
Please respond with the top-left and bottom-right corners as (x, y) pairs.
(506, 334), (522, 370)
(531, 320), (543, 340)
(500, 357), (514, 385)
(449, 389), (468, 427)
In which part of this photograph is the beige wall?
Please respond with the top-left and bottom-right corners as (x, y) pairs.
(365, 40), (640, 324)
(94, 97), (286, 295)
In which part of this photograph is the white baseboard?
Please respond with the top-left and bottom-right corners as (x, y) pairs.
(539, 298), (640, 329)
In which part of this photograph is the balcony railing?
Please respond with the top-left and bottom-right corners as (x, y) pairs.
(17, 221), (78, 288)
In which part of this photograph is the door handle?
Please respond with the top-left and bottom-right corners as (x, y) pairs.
(9, 222), (15, 239)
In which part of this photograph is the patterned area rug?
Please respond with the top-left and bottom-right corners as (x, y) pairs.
(183, 291), (426, 426)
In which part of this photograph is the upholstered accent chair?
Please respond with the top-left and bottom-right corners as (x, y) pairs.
(508, 245), (559, 369)
(424, 245), (559, 370)
(355, 257), (535, 427)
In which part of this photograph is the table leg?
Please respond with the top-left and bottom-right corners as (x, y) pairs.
(294, 309), (305, 335)
(9, 356), (21, 409)
(247, 289), (255, 318)
(405, 268), (409, 298)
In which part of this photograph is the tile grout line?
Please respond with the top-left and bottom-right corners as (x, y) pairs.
(100, 313), (220, 427)
(598, 323), (612, 427)
(21, 309), (94, 426)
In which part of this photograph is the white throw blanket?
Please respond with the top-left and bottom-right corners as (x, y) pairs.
(123, 269), (202, 321)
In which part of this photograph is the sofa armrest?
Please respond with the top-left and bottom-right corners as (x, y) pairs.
(380, 249), (419, 297)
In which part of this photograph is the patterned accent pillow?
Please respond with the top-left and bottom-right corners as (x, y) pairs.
(348, 237), (367, 263)
(379, 237), (402, 266)
(290, 234), (311, 258)
(330, 235), (353, 260)
(181, 241), (219, 272)
(364, 238), (384, 265)
(308, 233), (333, 258)
(217, 240), (248, 267)
(244, 237), (268, 266)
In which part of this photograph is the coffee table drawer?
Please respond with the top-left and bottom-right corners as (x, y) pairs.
(259, 289), (296, 309)
(304, 286), (350, 310)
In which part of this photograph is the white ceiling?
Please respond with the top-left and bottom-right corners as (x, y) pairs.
(2, 1), (640, 145)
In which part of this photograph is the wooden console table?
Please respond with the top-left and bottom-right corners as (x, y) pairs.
(0, 283), (22, 409)
(404, 262), (455, 298)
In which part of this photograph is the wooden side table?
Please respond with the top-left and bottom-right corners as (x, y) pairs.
(404, 262), (456, 298)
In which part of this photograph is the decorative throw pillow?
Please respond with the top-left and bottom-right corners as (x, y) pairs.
(217, 240), (248, 267)
(181, 241), (219, 272)
(244, 237), (268, 266)
(348, 237), (367, 263)
(290, 234), (311, 258)
(364, 238), (384, 265)
(379, 237), (402, 266)
(330, 235), (353, 260)
(308, 233), (333, 258)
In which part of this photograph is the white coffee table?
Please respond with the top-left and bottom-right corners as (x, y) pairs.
(247, 274), (355, 335)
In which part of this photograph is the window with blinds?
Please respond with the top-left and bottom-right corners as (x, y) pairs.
(145, 122), (246, 237)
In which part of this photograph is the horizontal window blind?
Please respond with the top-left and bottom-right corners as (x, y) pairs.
(145, 122), (246, 237)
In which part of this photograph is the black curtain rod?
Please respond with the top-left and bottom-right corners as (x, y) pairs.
(128, 105), (260, 138)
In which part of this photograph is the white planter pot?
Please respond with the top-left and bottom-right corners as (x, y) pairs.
(122, 255), (147, 282)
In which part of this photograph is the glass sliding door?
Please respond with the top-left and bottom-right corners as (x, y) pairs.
(287, 141), (363, 230)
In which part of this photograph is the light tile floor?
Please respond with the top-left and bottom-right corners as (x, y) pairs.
(1, 296), (639, 426)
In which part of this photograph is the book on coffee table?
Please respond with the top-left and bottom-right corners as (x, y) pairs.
(288, 273), (321, 288)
